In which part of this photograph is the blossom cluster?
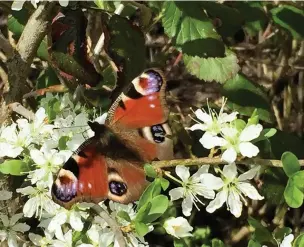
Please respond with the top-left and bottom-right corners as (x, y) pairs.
(0, 94), (267, 246)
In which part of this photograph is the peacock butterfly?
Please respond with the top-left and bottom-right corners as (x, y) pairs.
(51, 69), (173, 209)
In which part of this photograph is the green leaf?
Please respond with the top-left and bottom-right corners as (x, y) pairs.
(294, 233), (304, 247)
(200, 2), (244, 38)
(222, 73), (274, 123)
(36, 67), (60, 90)
(135, 202), (152, 222)
(248, 217), (273, 243)
(183, 48), (239, 83)
(160, 178), (170, 191)
(58, 136), (69, 150)
(261, 168), (286, 206)
(248, 240), (262, 247)
(211, 239), (225, 247)
(137, 179), (161, 209)
(273, 227), (292, 243)
(281, 152), (300, 177)
(135, 221), (149, 237)
(0, 160), (30, 176)
(144, 164), (157, 178)
(268, 130), (304, 159)
(247, 109), (259, 126)
(271, 5), (304, 40)
(143, 195), (169, 223)
(234, 119), (246, 132)
(107, 15), (146, 85)
(252, 128), (277, 144)
(231, 2), (268, 36)
(284, 171), (304, 208)
(117, 211), (131, 222)
(174, 239), (189, 247)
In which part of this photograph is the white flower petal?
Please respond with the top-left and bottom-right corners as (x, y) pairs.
(175, 165), (190, 182)
(0, 214), (9, 227)
(164, 217), (193, 239)
(227, 190), (242, 218)
(29, 233), (43, 245)
(30, 149), (46, 165)
(11, 0), (26, 11)
(0, 230), (7, 242)
(182, 195), (193, 217)
(0, 143), (23, 158)
(48, 211), (67, 232)
(206, 189), (228, 213)
(200, 174), (224, 190)
(221, 127), (238, 139)
(23, 197), (39, 218)
(188, 123), (207, 132)
(221, 147), (237, 164)
(280, 234), (294, 247)
(219, 112), (238, 123)
(7, 232), (18, 247)
(195, 185), (215, 199)
(239, 142), (259, 158)
(239, 124), (263, 142)
(199, 132), (226, 149)
(191, 165), (209, 182)
(238, 166), (260, 181)
(195, 109), (212, 124)
(17, 186), (36, 196)
(222, 163), (238, 180)
(237, 182), (264, 200)
(69, 211), (84, 231)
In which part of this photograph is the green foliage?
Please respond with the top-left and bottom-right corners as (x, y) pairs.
(0, 160), (30, 176)
(273, 227), (292, 243)
(271, 5), (304, 40)
(281, 152), (300, 177)
(284, 170), (304, 208)
(107, 15), (146, 84)
(248, 217), (273, 244)
(294, 233), (304, 247)
(161, 1), (239, 83)
(222, 73), (274, 123)
(144, 164), (158, 178)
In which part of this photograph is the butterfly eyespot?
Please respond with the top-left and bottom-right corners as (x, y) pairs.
(109, 181), (127, 196)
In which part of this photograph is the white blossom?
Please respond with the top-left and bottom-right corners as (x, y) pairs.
(29, 231), (55, 246)
(0, 213), (30, 247)
(12, 0), (69, 11)
(206, 163), (264, 218)
(280, 234), (294, 247)
(17, 185), (59, 218)
(169, 165), (224, 216)
(163, 217), (193, 239)
(28, 147), (71, 188)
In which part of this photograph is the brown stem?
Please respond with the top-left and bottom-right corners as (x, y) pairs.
(4, 2), (56, 104)
(152, 157), (304, 169)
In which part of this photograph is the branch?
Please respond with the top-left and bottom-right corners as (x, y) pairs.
(4, 2), (56, 103)
(8, 103), (35, 120)
(92, 205), (126, 247)
(0, 31), (14, 59)
(152, 157), (304, 169)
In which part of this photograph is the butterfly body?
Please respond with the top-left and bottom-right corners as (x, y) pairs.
(52, 69), (173, 209)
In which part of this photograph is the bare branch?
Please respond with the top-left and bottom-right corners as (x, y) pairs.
(152, 157), (304, 169)
(4, 2), (56, 104)
(0, 31), (14, 59)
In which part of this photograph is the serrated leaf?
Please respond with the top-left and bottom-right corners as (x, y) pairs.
(200, 2), (244, 38)
(222, 73), (274, 123)
(271, 5), (304, 40)
(144, 164), (157, 178)
(184, 48), (239, 83)
(281, 152), (300, 177)
(117, 211), (131, 222)
(294, 233), (304, 247)
(0, 160), (30, 176)
(230, 2), (268, 36)
(135, 221), (149, 237)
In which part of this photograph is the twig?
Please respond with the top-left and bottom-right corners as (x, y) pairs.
(8, 103), (35, 120)
(92, 204), (126, 247)
(4, 2), (56, 103)
(93, 4), (125, 56)
(152, 157), (304, 169)
(0, 31), (14, 59)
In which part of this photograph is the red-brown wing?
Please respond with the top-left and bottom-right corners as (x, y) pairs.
(106, 69), (169, 128)
(52, 140), (147, 208)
